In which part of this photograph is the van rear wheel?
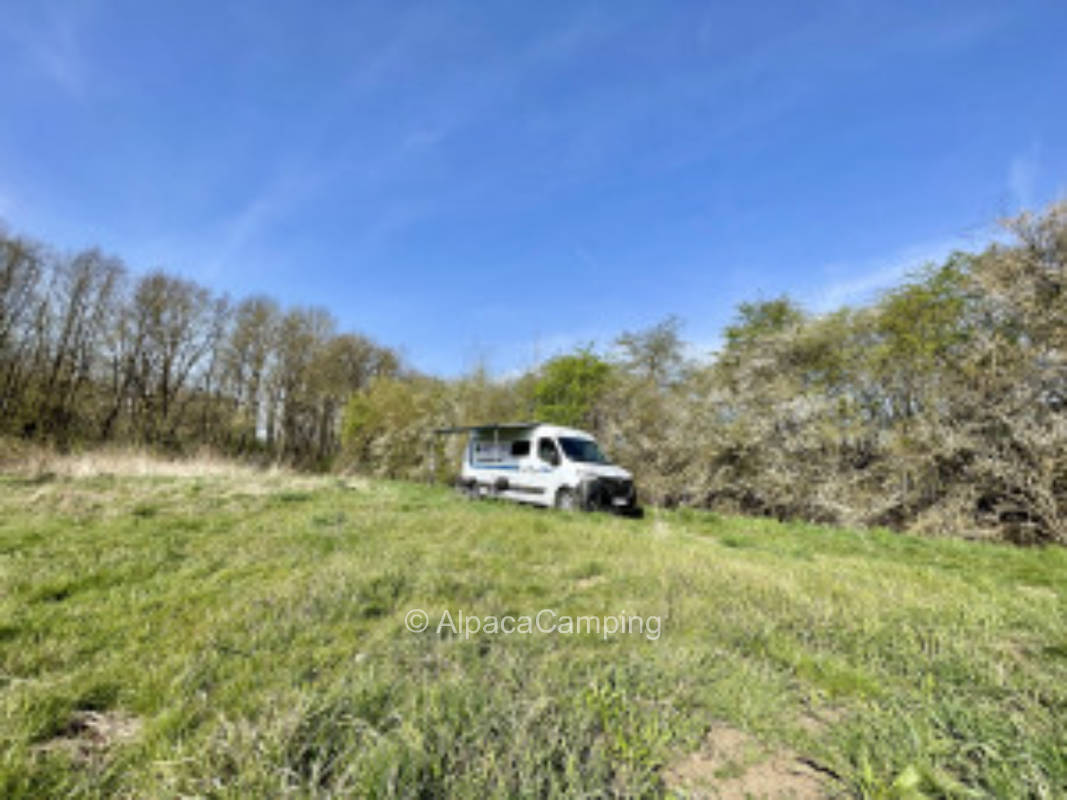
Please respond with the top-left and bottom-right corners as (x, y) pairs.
(555, 488), (576, 511)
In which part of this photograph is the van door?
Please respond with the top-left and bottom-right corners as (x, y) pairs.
(503, 439), (540, 502)
(524, 436), (562, 504)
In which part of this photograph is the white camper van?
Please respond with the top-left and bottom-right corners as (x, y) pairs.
(435, 422), (642, 516)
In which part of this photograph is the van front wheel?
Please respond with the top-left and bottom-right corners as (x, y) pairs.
(554, 488), (577, 511)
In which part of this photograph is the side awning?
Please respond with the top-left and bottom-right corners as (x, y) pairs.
(432, 422), (541, 435)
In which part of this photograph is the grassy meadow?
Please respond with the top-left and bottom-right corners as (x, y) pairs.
(1, 462), (1065, 798)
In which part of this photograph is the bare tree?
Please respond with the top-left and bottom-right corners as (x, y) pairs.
(126, 272), (217, 444)
(0, 231), (46, 427)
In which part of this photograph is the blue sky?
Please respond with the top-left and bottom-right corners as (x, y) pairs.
(2, 1), (1065, 375)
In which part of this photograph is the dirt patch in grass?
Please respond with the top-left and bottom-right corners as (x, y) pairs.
(665, 723), (829, 799)
(36, 710), (141, 764)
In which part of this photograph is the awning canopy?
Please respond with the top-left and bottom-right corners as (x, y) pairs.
(432, 422), (541, 435)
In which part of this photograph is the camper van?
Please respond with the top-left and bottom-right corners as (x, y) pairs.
(436, 422), (641, 516)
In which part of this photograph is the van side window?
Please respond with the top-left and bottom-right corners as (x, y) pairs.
(538, 438), (561, 467)
(511, 440), (530, 457)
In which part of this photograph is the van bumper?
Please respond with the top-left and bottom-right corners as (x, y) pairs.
(578, 477), (642, 517)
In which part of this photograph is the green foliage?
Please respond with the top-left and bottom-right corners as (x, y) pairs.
(532, 349), (612, 429)
(340, 368), (533, 481)
(723, 295), (806, 351)
(874, 259), (974, 383)
(341, 376), (442, 478)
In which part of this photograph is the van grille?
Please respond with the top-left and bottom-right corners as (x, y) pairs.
(596, 477), (633, 500)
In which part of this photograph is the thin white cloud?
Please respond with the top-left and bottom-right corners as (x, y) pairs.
(1008, 144), (1041, 211)
(214, 190), (279, 265)
(6, 3), (92, 98)
(806, 231), (995, 313)
(300, 13), (625, 266)
(201, 166), (325, 279)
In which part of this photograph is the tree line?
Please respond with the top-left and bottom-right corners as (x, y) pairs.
(4, 204), (1066, 543)
(0, 224), (399, 467)
(341, 203), (1067, 545)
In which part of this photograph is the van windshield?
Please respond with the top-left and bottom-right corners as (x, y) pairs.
(558, 437), (610, 464)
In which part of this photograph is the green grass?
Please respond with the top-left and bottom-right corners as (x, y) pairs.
(1, 473), (1065, 797)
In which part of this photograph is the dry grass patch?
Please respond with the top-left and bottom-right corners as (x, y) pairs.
(0, 445), (349, 520)
(13, 445), (280, 481)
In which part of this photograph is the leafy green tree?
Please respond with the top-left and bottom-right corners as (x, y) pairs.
(533, 349), (612, 430)
(341, 375), (444, 478)
(723, 296), (805, 352)
(872, 258), (974, 421)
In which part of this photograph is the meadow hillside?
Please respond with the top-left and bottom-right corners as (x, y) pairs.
(1, 464), (1065, 798)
